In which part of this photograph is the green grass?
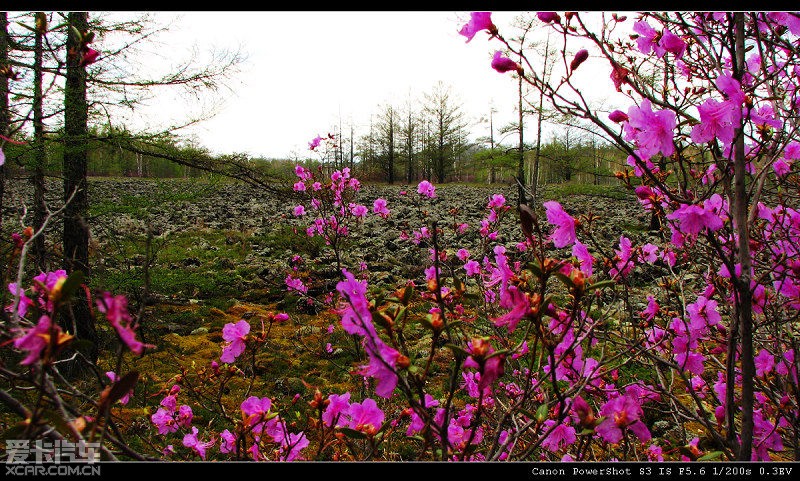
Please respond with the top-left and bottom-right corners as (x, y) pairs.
(542, 182), (632, 201)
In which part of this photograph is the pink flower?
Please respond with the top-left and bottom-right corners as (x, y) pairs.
(322, 392), (351, 427)
(308, 135), (322, 150)
(278, 432), (309, 461)
(349, 203), (368, 218)
(293, 181), (306, 192)
(487, 193), (506, 209)
(373, 198), (390, 217)
(417, 180), (436, 198)
(459, 12), (495, 43)
(595, 395), (651, 444)
(273, 312), (289, 322)
(177, 404), (193, 428)
(464, 259), (481, 276)
(241, 396), (272, 433)
(220, 319), (250, 363)
(572, 240), (594, 277)
(456, 248), (470, 261)
(633, 21), (663, 57)
(348, 398), (385, 435)
(625, 99), (676, 160)
(292, 205), (306, 216)
(285, 275), (308, 294)
(755, 349), (775, 377)
(360, 341), (401, 398)
(491, 51), (521, 74)
(544, 201), (577, 248)
(105, 371), (132, 404)
(716, 73), (746, 107)
(667, 202), (724, 235)
(294, 165), (311, 180)
(541, 419), (577, 452)
(183, 427), (214, 460)
(151, 408), (178, 435)
(691, 98), (739, 145)
(336, 269), (371, 336)
(219, 429), (236, 454)
(537, 12), (561, 23)
(659, 29), (686, 58)
(97, 293), (151, 355)
(14, 315), (55, 365)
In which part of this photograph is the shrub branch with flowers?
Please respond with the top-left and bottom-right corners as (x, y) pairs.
(1, 11), (800, 463)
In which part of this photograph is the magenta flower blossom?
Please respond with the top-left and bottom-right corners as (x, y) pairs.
(293, 181), (306, 192)
(7, 283), (34, 317)
(278, 432), (309, 461)
(572, 240), (594, 277)
(360, 340), (401, 398)
(151, 408), (178, 435)
(541, 419), (577, 452)
(675, 351), (706, 375)
(336, 269), (371, 336)
(349, 203), (368, 218)
(14, 315), (55, 365)
(544, 201), (577, 248)
(457, 248), (470, 261)
(220, 319), (250, 363)
(611, 62), (630, 92)
(487, 193), (506, 209)
(659, 29), (686, 58)
(219, 429), (236, 454)
(417, 180), (436, 198)
(464, 259), (481, 276)
(177, 404), (193, 428)
(348, 397), (385, 435)
(625, 99), (676, 160)
(491, 51), (521, 74)
(308, 135), (322, 150)
(183, 427), (214, 460)
(458, 12), (495, 43)
(537, 12), (561, 23)
(755, 349), (775, 377)
(322, 392), (351, 427)
(666, 202), (724, 236)
(633, 21), (663, 57)
(774, 158), (791, 177)
(373, 198), (390, 217)
(241, 396), (273, 433)
(97, 292), (151, 355)
(105, 371), (132, 404)
(273, 312), (289, 322)
(691, 98), (739, 145)
(294, 164), (311, 180)
(285, 274), (308, 294)
(293, 205), (306, 216)
(595, 395), (651, 444)
(716, 73), (746, 107)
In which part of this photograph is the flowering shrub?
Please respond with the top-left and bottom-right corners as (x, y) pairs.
(2, 10), (800, 463)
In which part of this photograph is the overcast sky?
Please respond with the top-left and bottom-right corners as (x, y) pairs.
(109, 11), (622, 160)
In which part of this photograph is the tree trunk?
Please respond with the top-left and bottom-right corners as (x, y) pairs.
(0, 12), (8, 229)
(732, 12), (755, 461)
(63, 12), (97, 366)
(33, 21), (47, 271)
(516, 68), (525, 206)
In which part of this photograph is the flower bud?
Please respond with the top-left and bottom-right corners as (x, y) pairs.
(570, 49), (589, 71)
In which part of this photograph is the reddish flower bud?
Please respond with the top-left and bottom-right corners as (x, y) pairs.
(570, 49), (589, 71)
(608, 110), (629, 123)
(537, 12), (561, 23)
(491, 51), (522, 74)
(80, 48), (100, 67)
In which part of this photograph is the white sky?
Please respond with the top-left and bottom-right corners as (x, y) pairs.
(106, 11), (625, 160)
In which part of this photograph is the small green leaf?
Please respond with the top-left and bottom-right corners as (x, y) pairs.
(587, 279), (616, 291)
(338, 427), (367, 439)
(554, 271), (574, 288)
(526, 260), (543, 278)
(371, 311), (392, 331)
(60, 270), (85, 303)
(697, 451), (723, 461)
(535, 403), (549, 422)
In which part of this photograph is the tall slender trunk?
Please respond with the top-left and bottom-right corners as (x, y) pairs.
(516, 67), (525, 206)
(63, 12), (97, 366)
(531, 34), (550, 203)
(732, 12), (754, 461)
(33, 21), (47, 271)
(0, 12), (8, 229)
